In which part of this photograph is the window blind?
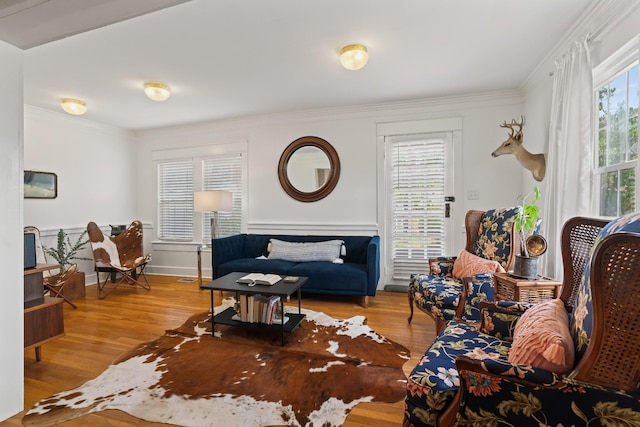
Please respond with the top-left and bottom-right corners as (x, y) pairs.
(202, 154), (243, 240)
(391, 137), (446, 279)
(158, 160), (194, 241)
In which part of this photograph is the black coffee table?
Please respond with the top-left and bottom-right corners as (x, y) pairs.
(200, 272), (307, 346)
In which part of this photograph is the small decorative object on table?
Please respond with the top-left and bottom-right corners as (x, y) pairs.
(512, 186), (546, 279)
(236, 273), (281, 286)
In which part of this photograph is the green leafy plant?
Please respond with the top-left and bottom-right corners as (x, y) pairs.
(45, 229), (92, 273)
(514, 186), (541, 257)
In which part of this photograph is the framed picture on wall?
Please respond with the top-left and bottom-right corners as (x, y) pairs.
(24, 170), (57, 199)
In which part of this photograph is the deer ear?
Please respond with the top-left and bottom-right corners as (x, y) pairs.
(515, 132), (523, 142)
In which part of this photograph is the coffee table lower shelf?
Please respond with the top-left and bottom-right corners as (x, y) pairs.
(214, 306), (305, 335)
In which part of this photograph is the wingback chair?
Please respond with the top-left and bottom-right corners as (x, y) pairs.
(408, 208), (520, 333)
(438, 214), (640, 426)
(403, 216), (616, 427)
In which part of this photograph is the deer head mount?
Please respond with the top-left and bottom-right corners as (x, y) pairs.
(491, 116), (546, 182)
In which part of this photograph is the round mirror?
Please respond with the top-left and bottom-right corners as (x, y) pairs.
(278, 136), (340, 202)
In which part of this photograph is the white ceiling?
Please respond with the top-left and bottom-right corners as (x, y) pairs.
(7, 0), (595, 131)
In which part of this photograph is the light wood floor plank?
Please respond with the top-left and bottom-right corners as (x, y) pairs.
(5, 275), (436, 426)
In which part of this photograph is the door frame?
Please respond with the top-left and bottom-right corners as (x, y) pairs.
(376, 117), (463, 287)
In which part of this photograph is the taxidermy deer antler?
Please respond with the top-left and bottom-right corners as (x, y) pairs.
(491, 116), (546, 182)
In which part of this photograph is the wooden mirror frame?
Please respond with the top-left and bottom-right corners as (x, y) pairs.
(278, 136), (340, 202)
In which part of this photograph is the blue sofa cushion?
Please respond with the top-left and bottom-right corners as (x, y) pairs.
(289, 262), (367, 294)
(216, 258), (296, 277)
(405, 320), (511, 426)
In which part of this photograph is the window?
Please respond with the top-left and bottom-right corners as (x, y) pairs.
(388, 134), (451, 280)
(594, 61), (638, 217)
(157, 153), (243, 242)
(158, 160), (193, 241)
(202, 154), (243, 241)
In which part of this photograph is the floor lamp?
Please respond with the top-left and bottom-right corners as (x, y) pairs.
(194, 190), (233, 286)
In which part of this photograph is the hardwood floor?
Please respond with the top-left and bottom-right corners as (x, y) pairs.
(7, 275), (436, 426)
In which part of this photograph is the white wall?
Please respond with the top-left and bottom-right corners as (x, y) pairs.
(136, 91), (525, 282)
(23, 106), (139, 282)
(521, 1), (640, 277)
(0, 40), (24, 420)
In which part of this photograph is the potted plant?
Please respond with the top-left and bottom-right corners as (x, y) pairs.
(512, 186), (544, 279)
(45, 229), (92, 299)
(46, 229), (92, 272)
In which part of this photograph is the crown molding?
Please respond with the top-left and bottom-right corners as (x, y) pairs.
(521, 0), (639, 93)
(137, 89), (523, 139)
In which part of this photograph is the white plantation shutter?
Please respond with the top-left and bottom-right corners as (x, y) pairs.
(158, 160), (194, 240)
(391, 136), (447, 279)
(202, 154), (243, 240)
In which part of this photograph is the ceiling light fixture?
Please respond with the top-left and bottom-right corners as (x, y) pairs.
(144, 82), (171, 101)
(339, 44), (368, 71)
(60, 98), (87, 115)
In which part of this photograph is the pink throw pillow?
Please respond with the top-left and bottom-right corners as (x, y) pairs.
(508, 299), (575, 374)
(452, 249), (505, 279)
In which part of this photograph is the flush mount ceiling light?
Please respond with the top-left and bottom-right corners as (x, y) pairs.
(60, 98), (87, 115)
(339, 44), (368, 71)
(144, 82), (171, 101)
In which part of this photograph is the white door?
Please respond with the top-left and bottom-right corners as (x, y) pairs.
(384, 132), (455, 284)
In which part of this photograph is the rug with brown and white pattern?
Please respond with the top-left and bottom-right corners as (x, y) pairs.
(23, 300), (410, 427)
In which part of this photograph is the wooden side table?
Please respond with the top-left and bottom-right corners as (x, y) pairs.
(24, 264), (65, 361)
(494, 272), (562, 304)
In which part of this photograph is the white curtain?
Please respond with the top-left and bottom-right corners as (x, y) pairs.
(542, 36), (593, 280)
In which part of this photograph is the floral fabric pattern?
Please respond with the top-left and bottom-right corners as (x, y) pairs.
(479, 301), (532, 341)
(455, 367), (640, 427)
(473, 207), (517, 270)
(409, 273), (463, 323)
(405, 320), (511, 427)
(429, 256), (456, 277)
(460, 274), (494, 323)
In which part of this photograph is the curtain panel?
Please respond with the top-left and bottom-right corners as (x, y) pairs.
(542, 37), (593, 279)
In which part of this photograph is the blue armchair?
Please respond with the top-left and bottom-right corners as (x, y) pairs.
(408, 208), (520, 333)
(404, 216), (609, 427)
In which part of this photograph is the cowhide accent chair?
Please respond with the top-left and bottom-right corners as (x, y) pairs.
(24, 225), (79, 309)
(407, 208), (520, 333)
(87, 220), (151, 299)
(404, 216), (612, 427)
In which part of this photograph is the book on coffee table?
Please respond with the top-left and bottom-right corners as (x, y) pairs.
(236, 273), (281, 286)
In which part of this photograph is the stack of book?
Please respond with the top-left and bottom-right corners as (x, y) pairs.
(233, 294), (288, 325)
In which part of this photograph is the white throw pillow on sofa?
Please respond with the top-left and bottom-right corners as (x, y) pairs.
(267, 239), (344, 262)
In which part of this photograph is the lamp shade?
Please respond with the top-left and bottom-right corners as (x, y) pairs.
(194, 190), (233, 212)
(60, 98), (87, 115)
(144, 82), (171, 101)
(339, 44), (368, 71)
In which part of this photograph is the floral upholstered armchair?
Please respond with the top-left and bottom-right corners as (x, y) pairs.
(403, 215), (640, 427)
(443, 214), (640, 426)
(408, 208), (519, 333)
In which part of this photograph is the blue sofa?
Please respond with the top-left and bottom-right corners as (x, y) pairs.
(212, 234), (380, 306)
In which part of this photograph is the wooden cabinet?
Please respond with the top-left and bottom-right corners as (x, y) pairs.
(24, 264), (65, 361)
(494, 272), (562, 304)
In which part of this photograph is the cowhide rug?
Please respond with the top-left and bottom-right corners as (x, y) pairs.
(23, 299), (410, 427)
